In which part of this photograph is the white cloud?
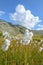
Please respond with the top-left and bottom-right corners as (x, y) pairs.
(37, 24), (43, 30)
(37, 27), (43, 30)
(0, 11), (5, 16)
(38, 24), (43, 27)
(10, 4), (41, 29)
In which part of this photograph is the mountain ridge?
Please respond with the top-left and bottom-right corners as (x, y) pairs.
(0, 20), (43, 35)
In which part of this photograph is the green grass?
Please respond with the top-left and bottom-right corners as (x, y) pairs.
(0, 35), (43, 65)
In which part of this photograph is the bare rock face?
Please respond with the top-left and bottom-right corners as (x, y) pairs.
(0, 20), (43, 35)
(0, 20), (15, 35)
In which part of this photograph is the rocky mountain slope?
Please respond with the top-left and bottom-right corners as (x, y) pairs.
(0, 20), (43, 35)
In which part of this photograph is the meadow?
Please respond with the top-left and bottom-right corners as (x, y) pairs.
(0, 33), (43, 65)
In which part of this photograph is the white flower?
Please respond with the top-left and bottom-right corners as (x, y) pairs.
(21, 29), (33, 45)
(39, 47), (43, 52)
(2, 39), (11, 51)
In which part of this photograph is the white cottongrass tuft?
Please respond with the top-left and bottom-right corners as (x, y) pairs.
(13, 36), (19, 40)
(39, 47), (43, 52)
(3, 31), (11, 39)
(2, 39), (11, 51)
(3, 31), (9, 36)
(21, 29), (33, 45)
(2, 31), (11, 51)
(41, 40), (43, 43)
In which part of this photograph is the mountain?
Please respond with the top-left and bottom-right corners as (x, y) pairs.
(0, 20), (43, 35)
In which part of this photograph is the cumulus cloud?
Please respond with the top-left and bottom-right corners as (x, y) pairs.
(0, 11), (5, 16)
(37, 27), (43, 30)
(37, 24), (43, 30)
(38, 24), (43, 27)
(10, 4), (41, 29)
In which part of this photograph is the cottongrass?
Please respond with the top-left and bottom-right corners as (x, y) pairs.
(39, 47), (43, 52)
(21, 29), (33, 45)
(2, 29), (33, 51)
(2, 39), (11, 51)
(2, 31), (11, 51)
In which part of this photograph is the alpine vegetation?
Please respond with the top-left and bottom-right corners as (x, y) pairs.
(2, 30), (33, 51)
(21, 29), (33, 45)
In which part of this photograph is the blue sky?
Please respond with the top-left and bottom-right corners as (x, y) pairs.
(0, 0), (43, 30)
